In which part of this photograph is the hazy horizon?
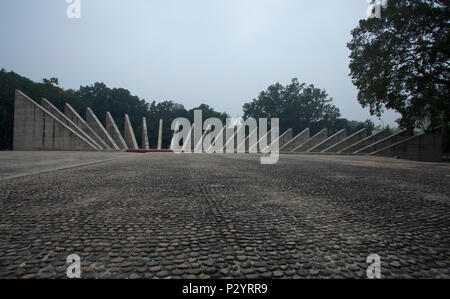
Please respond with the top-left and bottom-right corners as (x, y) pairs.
(0, 0), (400, 127)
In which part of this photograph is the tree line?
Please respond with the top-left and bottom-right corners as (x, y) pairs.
(0, 70), (380, 150)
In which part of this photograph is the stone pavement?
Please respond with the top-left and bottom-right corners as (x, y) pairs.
(0, 151), (139, 181)
(0, 153), (449, 279)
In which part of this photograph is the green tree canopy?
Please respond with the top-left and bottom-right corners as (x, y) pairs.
(243, 78), (342, 135)
(348, 0), (449, 130)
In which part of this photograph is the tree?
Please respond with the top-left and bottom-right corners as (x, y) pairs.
(42, 78), (59, 86)
(348, 0), (449, 130)
(243, 78), (342, 135)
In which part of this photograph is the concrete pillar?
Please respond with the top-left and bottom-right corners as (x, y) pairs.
(355, 129), (414, 154)
(86, 107), (119, 150)
(292, 129), (328, 152)
(41, 98), (102, 150)
(339, 128), (391, 154)
(124, 114), (139, 149)
(65, 103), (110, 150)
(308, 129), (347, 153)
(13, 90), (97, 151)
(142, 117), (150, 150)
(157, 119), (163, 150)
(280, 128), (310, 152)
(323, 128), (367, 153)
(106, 112), (128, 150)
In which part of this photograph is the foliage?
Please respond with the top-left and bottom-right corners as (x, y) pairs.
(348, 0), (449, 130)
(242, 78), (375, 136)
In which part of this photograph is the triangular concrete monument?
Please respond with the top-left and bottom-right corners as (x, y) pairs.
(106, 112), (128, 150)
(13, 90), (97, 151)
(41, 98), (103, 150)
(86, 107), (120, 150)
(124, 114), (139, 149)
(65, 103), (110, 150)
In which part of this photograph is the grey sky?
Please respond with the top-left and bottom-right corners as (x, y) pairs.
(0, 0), (399, 127)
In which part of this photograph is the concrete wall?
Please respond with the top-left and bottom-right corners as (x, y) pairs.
(278, 129), (293, 149)
(356, 129), (414, 154)
(293, 129), (328, 152)
(323, 129), (367, 153)
(339, 128), (391, 154)
(106, 112), (128, 150)
(280, 128), (309, 152)
(371, 131), (442, 162)
(308, 129), (347, 153)
(124, 114), (139, 149)
(65, 103), (110, 150)
(261, 128), (292, 153)
(41, 98), (102, 150)
(13, 90), (97, 151)
(86, 108), (119, 150)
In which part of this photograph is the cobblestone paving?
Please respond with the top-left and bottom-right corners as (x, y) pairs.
(0, 153), (449, 279)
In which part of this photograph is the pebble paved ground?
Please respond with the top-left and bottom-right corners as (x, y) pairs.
(0, 153), (449, 279)
(0, 151), (139, 181)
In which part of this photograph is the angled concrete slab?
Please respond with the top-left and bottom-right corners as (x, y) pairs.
(86, 108), (119, 150)
(278, 128), (293, 149)
(157, 119), (163, 150)
(339, 128), (391, 154)
(292, 129), (328, 152)
(356, 129), (414, 154)
(65, 103), (110, 150)
(280, 128), (310, 152)
(308, 129), (347, 153)
(262, 128), (292, 153)
(323, 129), (368, 153)
(141, 117), (150, 150)
(13, 90), (97, 151)
(370, 130), (442, 162)
(124, 114), (139, 150)
(41, 98), (102, 150)
(106, 112), (128, 150)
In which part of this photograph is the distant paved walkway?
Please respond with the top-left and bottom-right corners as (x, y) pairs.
(0, 151), (139, 181)
(0, 153), (449, 279)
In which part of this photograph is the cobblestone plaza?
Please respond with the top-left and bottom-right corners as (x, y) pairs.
(0, 153), (449, 279)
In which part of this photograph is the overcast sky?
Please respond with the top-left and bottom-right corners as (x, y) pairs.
(0, 0), (399, 126)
